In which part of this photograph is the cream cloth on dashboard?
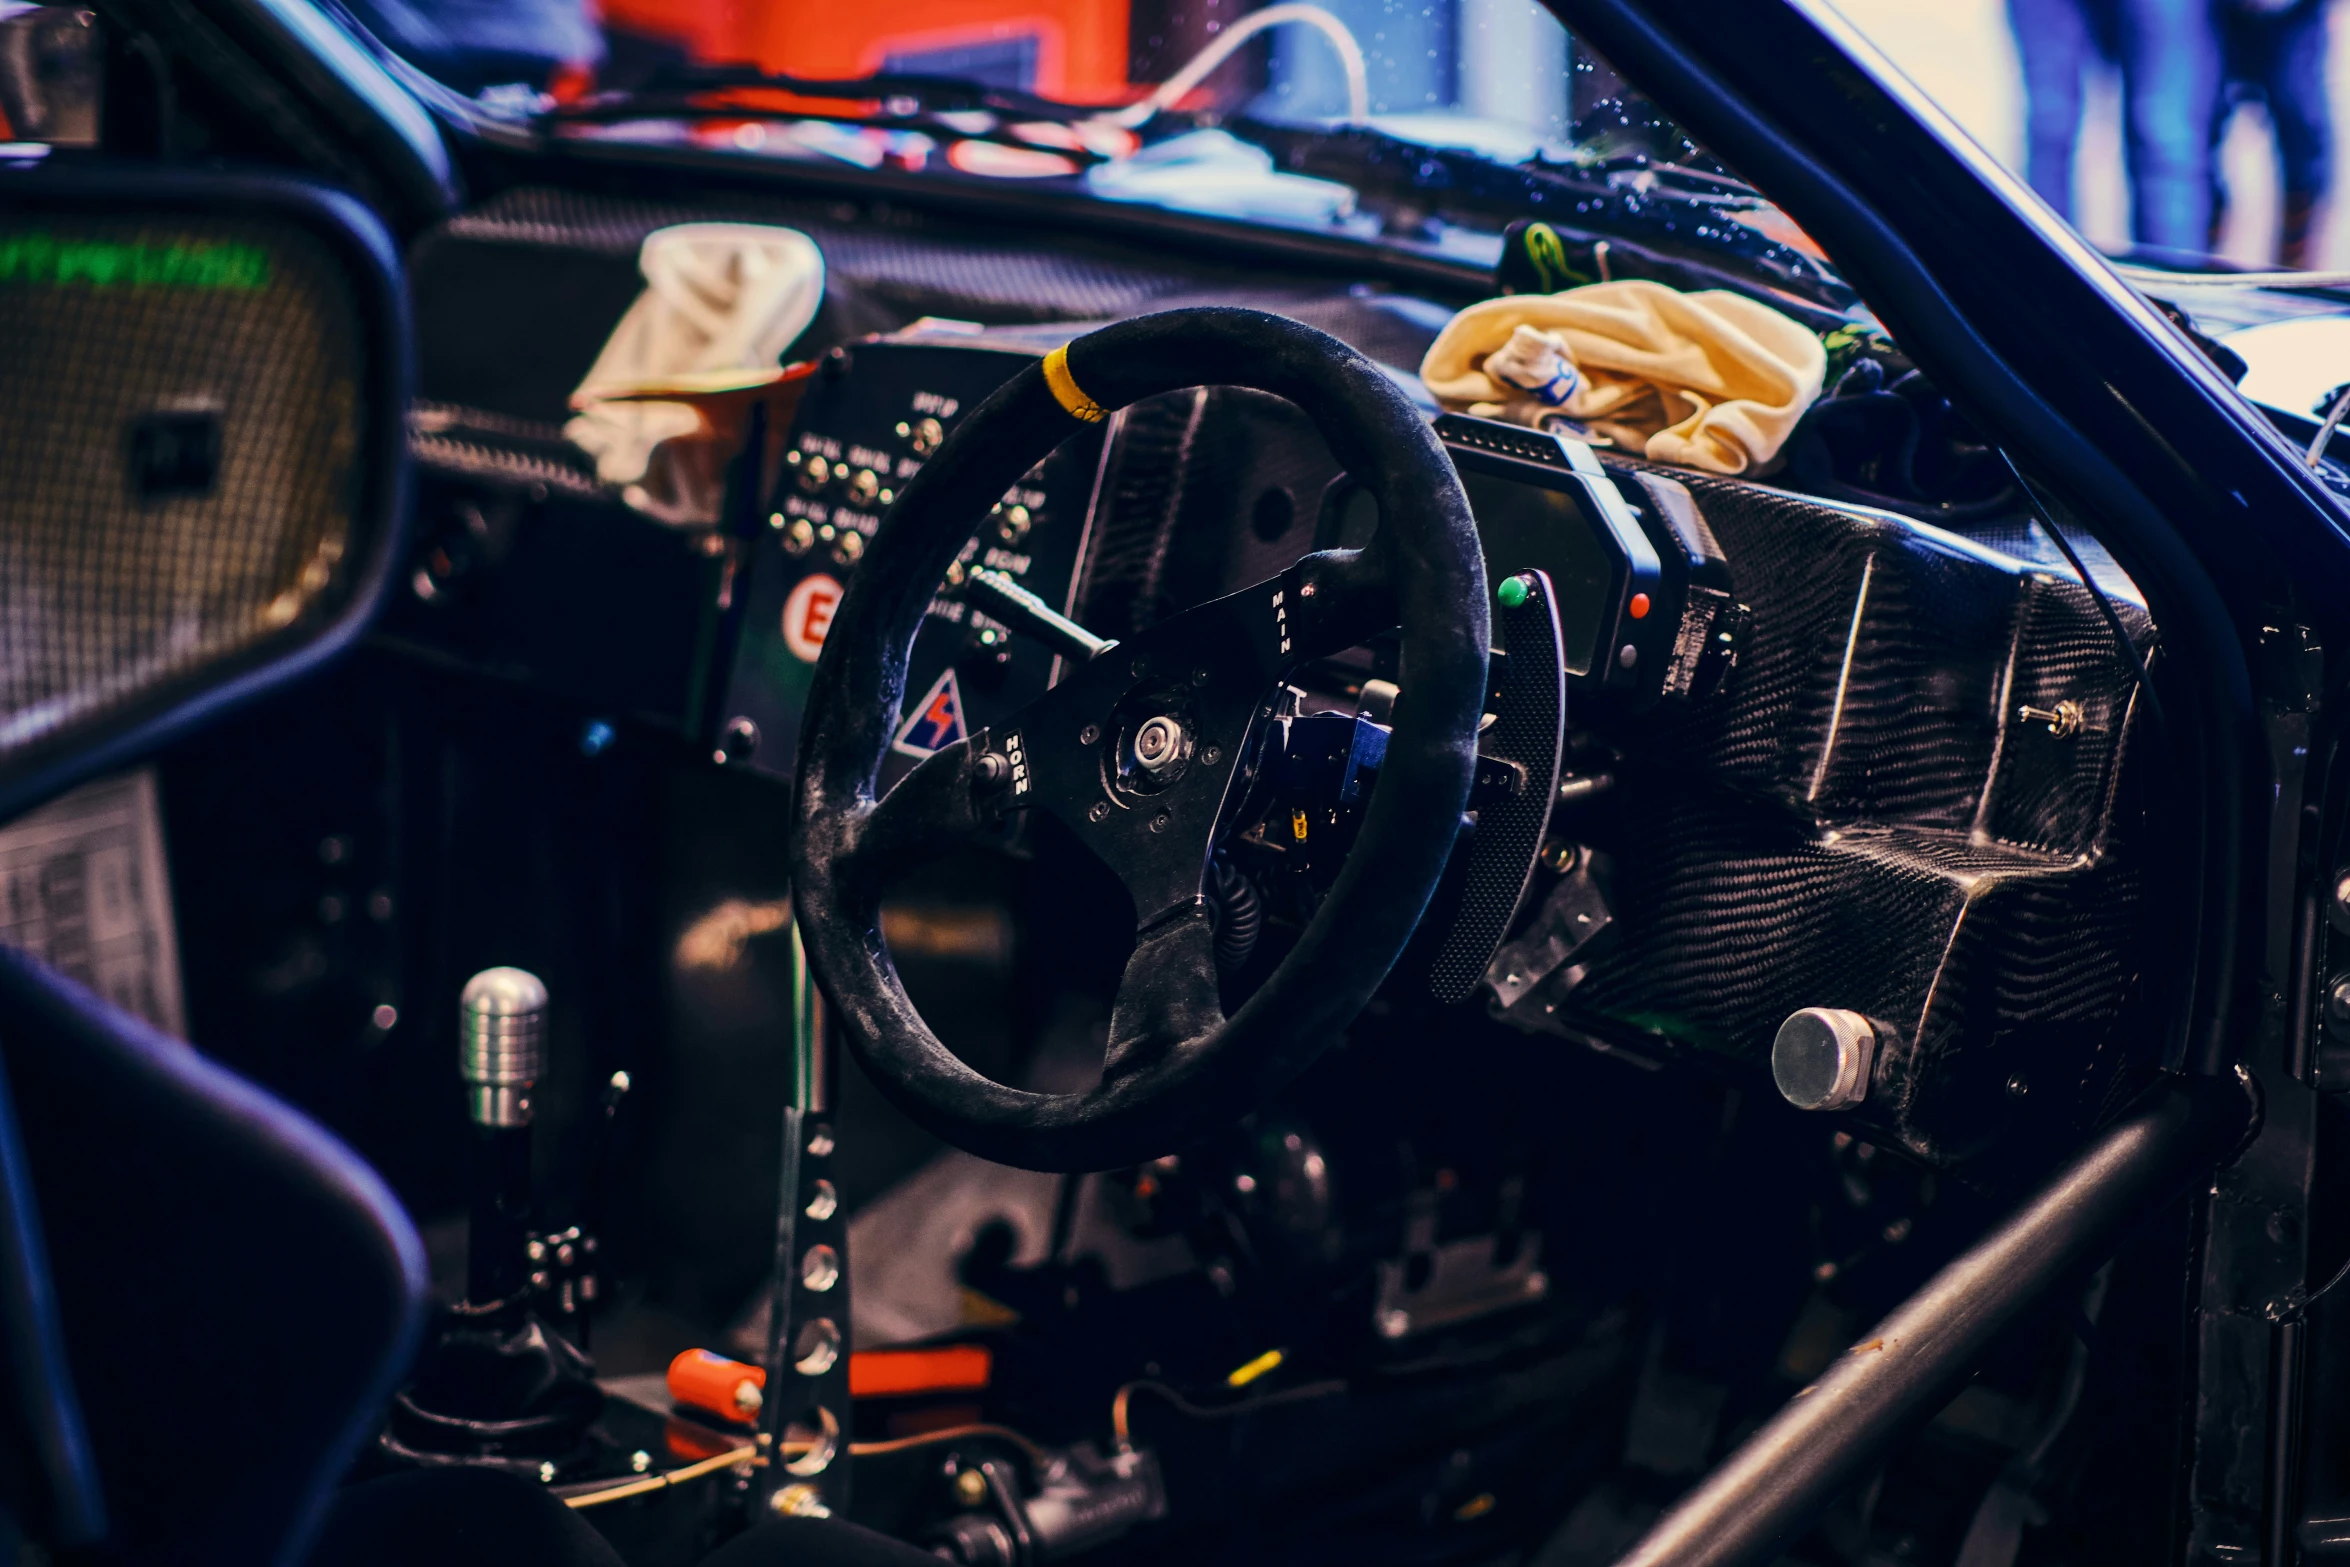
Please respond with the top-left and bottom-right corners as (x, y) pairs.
(1420, 279), (1825, 476)
(565, 222), (825, 525)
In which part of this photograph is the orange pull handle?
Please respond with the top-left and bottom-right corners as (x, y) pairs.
(667, 1344), (996, 1425)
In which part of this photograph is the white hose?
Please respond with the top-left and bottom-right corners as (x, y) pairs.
(2307, 382), (2350, 469)
(2113, 264), (2350, 290)
(1095, 2), (1370, 130)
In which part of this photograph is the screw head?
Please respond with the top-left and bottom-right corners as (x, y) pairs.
(718, 717), (760, 763)
(1089, 801), (1111, 823)
(1150, 812), (1172, 833)
(1202, 745), (1222, 764)
(2006, 1074), (2030, 1098)
(2327, 976), (2350, 1036)
(1080, 723), (1102, 745)
(772, 1483), (830, 1518)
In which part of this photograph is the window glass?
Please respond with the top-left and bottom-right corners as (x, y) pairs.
(1828, 0), (2342, 270)
(332, 0), (1825, 279)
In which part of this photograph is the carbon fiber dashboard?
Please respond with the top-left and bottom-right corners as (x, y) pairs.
(708, 316), (2153, 1175)
(1528, 471), (2153, 1171)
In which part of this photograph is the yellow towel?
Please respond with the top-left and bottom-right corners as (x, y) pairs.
(1420, 279), (1826, 476)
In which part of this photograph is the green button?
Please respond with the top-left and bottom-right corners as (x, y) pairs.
(1496, 574), (1530, 609)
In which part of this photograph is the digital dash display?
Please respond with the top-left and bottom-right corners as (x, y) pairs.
(1457, 468), (1617, 675)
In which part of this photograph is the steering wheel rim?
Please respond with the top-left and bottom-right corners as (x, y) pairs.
(790, 308), (1488, 1173)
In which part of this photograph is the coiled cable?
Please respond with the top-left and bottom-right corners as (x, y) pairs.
(1209, 858), (1261, 974)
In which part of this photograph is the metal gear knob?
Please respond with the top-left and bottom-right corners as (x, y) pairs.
(460, 966), (548, 1128)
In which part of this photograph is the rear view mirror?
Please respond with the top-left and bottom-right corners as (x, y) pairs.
(0, 164), (410, 821)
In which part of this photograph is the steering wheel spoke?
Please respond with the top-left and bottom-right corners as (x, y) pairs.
(1102, 910), (1224, 1085)
(1269, 546), (1398, 667)
(838, 740), (988, 904)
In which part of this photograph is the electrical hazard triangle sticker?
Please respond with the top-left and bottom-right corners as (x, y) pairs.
(891, 667), (967, 758)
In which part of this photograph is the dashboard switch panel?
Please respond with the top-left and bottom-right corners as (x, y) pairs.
(721, 327), (1112, 788)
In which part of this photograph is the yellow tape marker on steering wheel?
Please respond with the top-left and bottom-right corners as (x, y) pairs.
(1042, 344), (1107, 424)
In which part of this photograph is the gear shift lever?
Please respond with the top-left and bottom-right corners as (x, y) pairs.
(460, 967), (545, 1309)
(382, 966), (603, 1471)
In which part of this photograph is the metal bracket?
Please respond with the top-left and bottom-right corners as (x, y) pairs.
(759, 918), (853, 1519)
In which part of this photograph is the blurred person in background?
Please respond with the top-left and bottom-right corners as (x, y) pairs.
(2010, 0), (2222, 253)
(2211, 0), (2333, 268)
(2010, 0), (2119, 224)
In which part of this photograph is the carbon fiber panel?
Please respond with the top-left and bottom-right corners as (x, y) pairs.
(437, 185), (1231, 321)
(1549, 471), (2151, 1169)
(411, 190), (1461, 445)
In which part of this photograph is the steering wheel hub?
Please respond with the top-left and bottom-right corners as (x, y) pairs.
(1131, 715), (1186, 774)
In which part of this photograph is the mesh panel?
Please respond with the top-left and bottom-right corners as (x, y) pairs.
(440, 185), (1223, 320)
(0, 213), (363, 759)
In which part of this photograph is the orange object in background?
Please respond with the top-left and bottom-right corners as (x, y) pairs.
(850, 1343), (993, 1399)
(598, 0), (1132, 103)
(666, 1344), (995, 1426)
(669, 1347), (768, 1424)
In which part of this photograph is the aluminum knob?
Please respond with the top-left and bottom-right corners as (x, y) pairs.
(1771, 1007), (1878, 1112)
(460, 966), (548, 1128)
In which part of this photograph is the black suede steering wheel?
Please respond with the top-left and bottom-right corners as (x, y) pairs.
(790, 309), (1488, 1172)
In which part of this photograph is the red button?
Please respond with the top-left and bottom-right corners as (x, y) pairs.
(1628, 592), (1651, 620)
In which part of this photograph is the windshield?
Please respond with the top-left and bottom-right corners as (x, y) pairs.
(1830, 0), (2342, 275)
(309, 0), (1843, 296)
